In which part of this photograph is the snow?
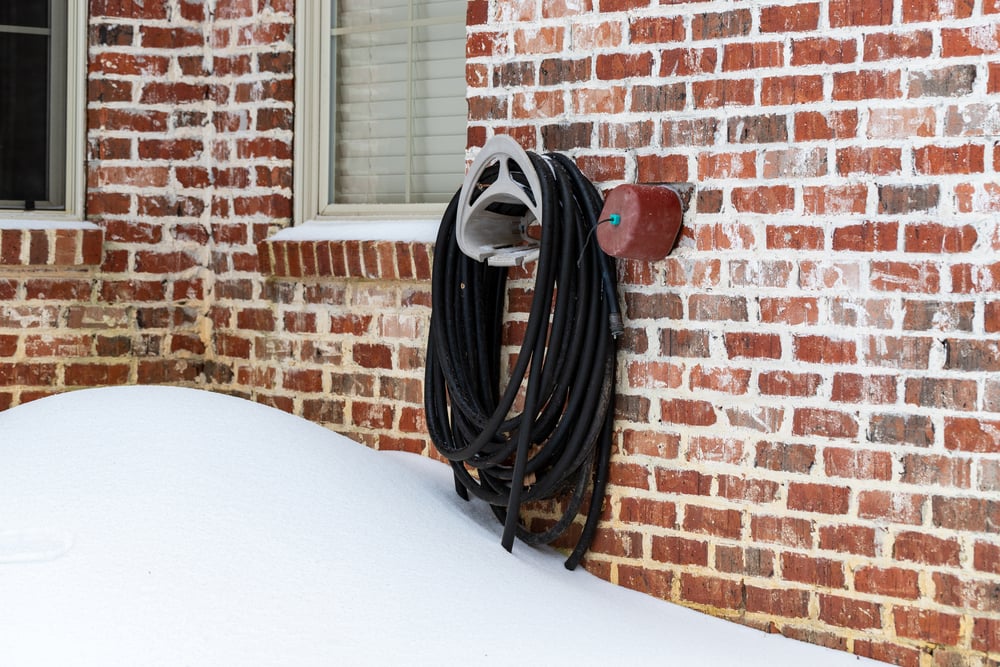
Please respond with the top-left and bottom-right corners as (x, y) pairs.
(0, 219), (100, 230)
(271, 219), (440, 243)
(0, 386), (878, 666)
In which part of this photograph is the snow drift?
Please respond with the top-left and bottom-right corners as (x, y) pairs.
(0, 386), (877, 665)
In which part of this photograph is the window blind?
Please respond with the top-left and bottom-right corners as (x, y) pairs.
(329, 0), (466, 205)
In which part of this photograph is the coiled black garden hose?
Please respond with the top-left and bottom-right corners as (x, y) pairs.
(424, 149), (620, 570)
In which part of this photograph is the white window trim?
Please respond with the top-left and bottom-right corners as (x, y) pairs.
(293, 1), (462, 229)
(0, 0), (87, 224)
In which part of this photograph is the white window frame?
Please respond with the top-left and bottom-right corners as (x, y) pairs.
(293, 0), (466, 227)
(0, 0), (86, 222)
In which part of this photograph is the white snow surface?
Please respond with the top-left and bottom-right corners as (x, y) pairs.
(0, 386), (878, 666)
(271, 219), (440, 242)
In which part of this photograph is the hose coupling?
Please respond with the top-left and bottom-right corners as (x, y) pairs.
(608, 312), (624, 338)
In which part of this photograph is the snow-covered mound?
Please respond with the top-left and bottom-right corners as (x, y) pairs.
(0, 386), (876, 666)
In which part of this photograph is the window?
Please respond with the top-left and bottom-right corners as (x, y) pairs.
(295, 0), (467, 221)
(0, 0), (84, 218)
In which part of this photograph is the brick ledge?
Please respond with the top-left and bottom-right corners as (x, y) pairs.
(0, 223), (104, 268)
(257, 238), (434, 280)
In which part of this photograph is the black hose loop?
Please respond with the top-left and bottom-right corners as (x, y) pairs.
(425, 148), (619, 568)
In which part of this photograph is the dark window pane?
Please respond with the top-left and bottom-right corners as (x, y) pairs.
(0, 1), (48, 29)
(0, 32), (50, 204)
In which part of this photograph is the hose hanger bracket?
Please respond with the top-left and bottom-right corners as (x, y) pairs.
(456, 135), (543, 267)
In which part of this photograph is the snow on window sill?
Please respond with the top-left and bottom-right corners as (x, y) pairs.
(0, 218), (103, 268)
(258, 220), (437, 280)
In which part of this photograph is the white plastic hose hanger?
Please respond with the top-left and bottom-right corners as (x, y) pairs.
(456, 135), (544, 267)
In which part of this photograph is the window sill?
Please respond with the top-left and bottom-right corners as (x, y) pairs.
(0, 219), (104, 268)
(257, 220), (438, 280)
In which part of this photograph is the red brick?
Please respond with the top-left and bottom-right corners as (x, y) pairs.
(745, 586), (809, 617)
(636, 154), (687, 182)
(944, 417), (1000, 453)
(788, 482), (851, 514)
(595, 52), (652, 80)
(651, 535), (708, 565)
(282, 368), (323, 393)
(833, 70), (901, 100)
(795, 110), (858, 141)
(64, 363), (130, 387)
(782, 552), (846, 588)
(758, 371), (821, 397)
(973, 617), (1000, 653)
(893, 607), (962, 645)
(680, 573), (743, 610)
(691, 10), (752, 39)
(871, 261), (941, 293)
(24, 335), (92, 357)
(654, 468), (713, 496)
(901, 453), (972, 488)
(942, 24), (1000, 57)
(819, 525), (877, 556)
(751, 515), (814, 548)
(831, 373), (896, 404)
(932, 495), (1000, 532)
(683, 505), (742, 539)
(722, 41), (783, 71)
(893, 530), (960, 566)
(608, 462), (651, 490)
(628, 15), (684, 43)
(692, 79), (754, 108)
(761, 75), (823, 105)
(904, 223), (978, 253)
(791, 38), (857, 65)
(717, 545), (775, 577)
(836, 146), (901, 175)
(863, 30), (933, 60)
(717, 475), (780, 504)
(794, 335), (857, 365)
(661, 328), (711, 356)
(868, 107), (936, 139)
(829, 0), (892, 25)
(617, 496), (676, 528)
(588, 528), (642, 558)
(824, 448), (893, 480)
(618, 565), (672, 601)
(766, 224), (825, 254)
(92, 0), (169, 18)
(353, 343), (393, 369)
(974, 541), (1000, 575)
(659, 48), (717, 77)
(759, 297), (819, 326)
(905, 377), (977, 411)
(351, 401), (394, 429)
(660, 398), (717, 426)
(619, 429), (680, 459)
(760, 3), (820, 32)
(754, 441), (815, 473)
(854, 566), (920, 599)
(859, 490), (925, 525)
(818, 594), (882, 629)
(235, 308), (275, 332)
(903, 0), (974, 20)
(731, 186), (794, 213)
(934, 572), (1000, 613)
(689, 366), (750, 395)
(697, 151), (756, 180)
(725, 332), (781, 359)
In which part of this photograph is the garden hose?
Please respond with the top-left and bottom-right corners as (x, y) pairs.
(424, 148), (620, 570)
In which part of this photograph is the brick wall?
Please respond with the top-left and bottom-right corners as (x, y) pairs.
(464, 1), (1000, 664)
(0, 0), (997, 664)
